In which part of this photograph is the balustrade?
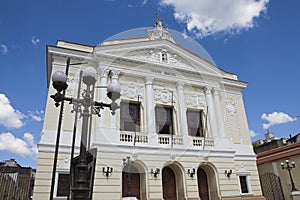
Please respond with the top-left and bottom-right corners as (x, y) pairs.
(119, 132), (214, 149)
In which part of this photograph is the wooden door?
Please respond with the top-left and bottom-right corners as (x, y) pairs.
(197, 168), (209, 200)
(162, 167), (177, 200)
(122, 165), (140, 199)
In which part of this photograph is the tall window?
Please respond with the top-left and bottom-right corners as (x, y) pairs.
(239, 176), (249, 194)
(57, 173), (70, 197)
(187, 110), (204, 137)
(120, 101), (140, 132)
(239, 173), (251, 194)
(155, 106), (173, 134)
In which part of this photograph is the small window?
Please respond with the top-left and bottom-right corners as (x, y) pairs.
(155, 106), (173, 134)
(57, 173), (70, 197)
(161, 51), (168, 63)
(239, 176), (249, 193)
(120, 102), (140, 132)
(187, 110), (204, 137)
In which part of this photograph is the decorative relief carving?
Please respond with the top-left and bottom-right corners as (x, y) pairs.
(147, 16), (175, 43)
(124, 48), (195, 70)
(66, 78), (79, 97)
(185, 94), (205, 108)
(225, 101), (237, 114)
(168, 54), (194, 70)
(154, 89), (174, 103)
(121, 84), (143, 99)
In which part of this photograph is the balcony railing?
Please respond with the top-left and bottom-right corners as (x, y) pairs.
(119, 131), (213, 149)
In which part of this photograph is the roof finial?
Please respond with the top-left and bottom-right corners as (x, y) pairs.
(146, 13), (175, 43)
(155, 13), (163, 29)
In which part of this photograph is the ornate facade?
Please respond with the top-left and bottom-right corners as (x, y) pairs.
(33, 18), (265, 200)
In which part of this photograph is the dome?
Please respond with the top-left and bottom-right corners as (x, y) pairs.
(102, 27), (216, 66)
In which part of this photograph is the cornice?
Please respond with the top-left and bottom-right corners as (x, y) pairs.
(256, 142), (300, 165)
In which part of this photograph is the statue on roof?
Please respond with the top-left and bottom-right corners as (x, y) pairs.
(155, 15), (163, 29)
(147, 14), (175, 43)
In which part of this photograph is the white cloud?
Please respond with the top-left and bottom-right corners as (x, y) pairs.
(160, 0), (269, 38)
(261, 111), (296, 129)
(28, 110), (44, 122)
(0, 94), (25, 128)
(249, 129), (259, 138)
(142, 0), (147, 6)
(0, 132), (37, 156)
(31, 36), (40, 45)
(0, 44), (8, 54)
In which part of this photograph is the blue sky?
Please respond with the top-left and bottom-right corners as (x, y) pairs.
(1, 0), (300, 168)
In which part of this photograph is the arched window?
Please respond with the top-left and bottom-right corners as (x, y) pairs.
(161, 51), (168, 63)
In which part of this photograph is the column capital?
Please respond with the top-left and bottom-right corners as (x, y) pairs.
(111, 70), (120, 79)
(145, 76), (154, 85)
(98, 68), (110, 78)
(212, 87), (220, 96)
(204, 86), (212, 95)
(176, 81), (185, 90)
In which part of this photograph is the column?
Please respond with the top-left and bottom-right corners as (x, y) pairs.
(98, 67), (110, 128)
(177, 81), (188, 136)
(145, 76), (155, 134)
(212, 87), (224, 137)
(204, 86), (218, 138)
(109, 70), (120, 129)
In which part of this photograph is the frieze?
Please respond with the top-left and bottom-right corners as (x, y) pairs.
(153, 89), (175, 103)
(121, 84), (143, 99)
(184, 93), (205, 108)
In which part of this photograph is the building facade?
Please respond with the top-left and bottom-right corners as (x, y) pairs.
(0, 159), (35, 199)
(255, 133), (300, 200)
(33, 18), (265, 200)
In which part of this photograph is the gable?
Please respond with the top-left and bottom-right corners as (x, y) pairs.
(94, 39), (225, 78)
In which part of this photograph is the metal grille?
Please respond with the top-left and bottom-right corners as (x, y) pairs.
(0, 172), (34, 200)
(260, 172), (284, 200)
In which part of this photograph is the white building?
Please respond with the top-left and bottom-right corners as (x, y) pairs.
(33, 18), (265, 200)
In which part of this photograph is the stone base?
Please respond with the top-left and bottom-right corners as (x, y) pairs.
(291, 191), (300, 200)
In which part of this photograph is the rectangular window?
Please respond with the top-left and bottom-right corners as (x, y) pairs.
(155, 106), (173, 134)
(239, 176), (249, 193)
(187, 110), (204, 137)
(120, 102), (140, 132)
(57, 173), (70, 197)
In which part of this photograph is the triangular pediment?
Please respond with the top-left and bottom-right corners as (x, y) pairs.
(95, 39), (225, 78)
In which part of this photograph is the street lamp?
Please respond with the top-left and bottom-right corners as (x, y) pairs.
(50, 64), (121, 200)
(281, 160), (298, 192)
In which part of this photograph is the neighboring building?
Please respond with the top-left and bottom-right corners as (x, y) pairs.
(0, 159), (35, 199)
(255, 133), (300, 200)
(253, 132), (287, 154)
(33, 18), (265, 200)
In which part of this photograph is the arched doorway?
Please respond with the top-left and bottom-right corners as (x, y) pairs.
(197, 167), (209, 200)
(162, 166), (177, 200)
(122, 165), (140, 199)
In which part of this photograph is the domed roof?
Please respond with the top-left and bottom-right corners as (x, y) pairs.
(102, 18), (216, 65)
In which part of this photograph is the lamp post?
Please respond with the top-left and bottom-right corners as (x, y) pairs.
(50, 63), (121, 200)
(281, 160), (298, 192)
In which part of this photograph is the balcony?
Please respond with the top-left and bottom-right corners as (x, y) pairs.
(118, 131), (214, 150)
